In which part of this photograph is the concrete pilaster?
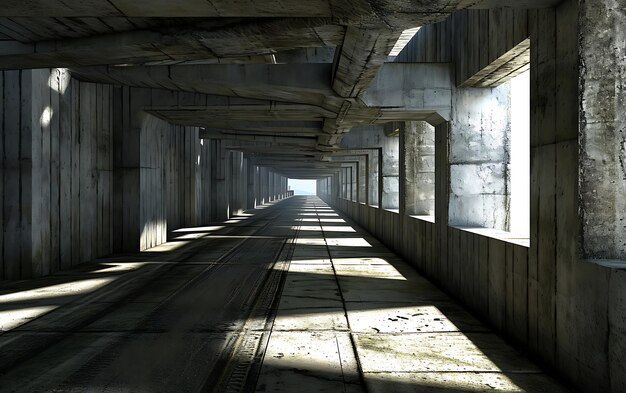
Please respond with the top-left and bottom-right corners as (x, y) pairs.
(400, 121), (435, 217)
(447, 86), (511, 230)
(210, 139), (229, 221)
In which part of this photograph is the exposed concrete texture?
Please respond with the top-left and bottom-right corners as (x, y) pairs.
(448, 84), (511, 230)
(112, 86), (210, 252)
(395, 8), (531, 88)
(0, 71), (288, 274)
(321, 2), (626, 393)
(361, 63), (453, 125)
(258, 197), (569, 393)
(0, 68), (113, 279)
(341, 125), (399, 209)
(401, 121), (435, 216)
(579, 0), (626, 260)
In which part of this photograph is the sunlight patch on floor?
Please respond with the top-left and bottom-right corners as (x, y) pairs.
(172, 226), (225, 233)
(0, 277), (116, 331)
(144, 240), (190, 252)
(0, 306), (57, 332)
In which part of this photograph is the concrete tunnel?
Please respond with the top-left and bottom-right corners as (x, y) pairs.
(0, 0), (624, 392)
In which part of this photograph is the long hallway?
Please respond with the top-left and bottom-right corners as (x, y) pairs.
(0, 196), (569, 392)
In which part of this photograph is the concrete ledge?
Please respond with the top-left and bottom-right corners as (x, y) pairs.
(586, 259), (626, 269)
(410, 215), (435, 224)
(451, 225), (530, 248)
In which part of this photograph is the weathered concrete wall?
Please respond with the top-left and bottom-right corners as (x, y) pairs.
(0, 72), (289, 277)
(341, 125), (398, 209)
(448, 84), (511, 230)
(112, 87), (212, 252)
(579, 0), (626, 261)
(401, 121), (435, 216)
(396, 8), (530, 87)
(323, 2), (626, 392)
(112, 87), (289, 252)
(137, 114), (211, 250)
(0, 69), (113, 279)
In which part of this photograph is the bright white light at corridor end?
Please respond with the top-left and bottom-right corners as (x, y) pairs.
(288, 179), (317, 195)
(388, 27), (421, 57)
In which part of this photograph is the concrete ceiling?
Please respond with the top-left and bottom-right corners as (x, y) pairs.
(0, 0), (557, 178)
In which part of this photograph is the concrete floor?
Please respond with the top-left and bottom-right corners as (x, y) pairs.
(0, 196), (570, 392)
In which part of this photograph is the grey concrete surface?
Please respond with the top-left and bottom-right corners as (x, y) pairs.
(256, 196), (570, 393)
(0, 0), (624, 392)
(0, 196), (571, 392)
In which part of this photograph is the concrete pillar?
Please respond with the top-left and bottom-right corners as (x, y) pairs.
(447, 86), (511, 230)
(579, 0), (626, 260)
(351, 164), (357, 201)
(254, 165), (261, 206)
(269, 171), (275, 201)
(228, 151), (246, 215)
(400, 121), (436, 216)
(210, 139), (229, 221)
(261, 167), (270, 204)
(382, 126), (400, 210)
(113, 86), (144, 252)
(246, 159), (256, 209)
(358, 156), (367, 204)
(275, 173), (280, 199)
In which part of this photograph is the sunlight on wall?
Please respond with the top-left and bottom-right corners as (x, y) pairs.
(510, 70), (530, 237)
(48, 68), (70, 94)
(40, 106), (53, 127)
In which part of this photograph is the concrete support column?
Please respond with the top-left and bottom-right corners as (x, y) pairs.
(269, 171), (275, 201)
(447, 86), (511, 230)
(358, 156), (367, 204)
(328, 177), (332, 200)
(246, 159), (256, 209)
(228, 151), (245, 216)
(254, 165), (260, 206)
(339, 168), (344, 199)
(210, 139), (229, 221)
(343, 167), (349, 199)
(381, 126), (400, 211)
(400, 121), (436, 217)
(349, 162), (359, 201)
(579, 0), (626, 260)
(261, 167), (270, 204)
(275, 173), (280, 199)
(113, 86), (147, 253)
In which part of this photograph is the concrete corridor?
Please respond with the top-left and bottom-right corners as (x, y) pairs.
(0, 196), (569, 392)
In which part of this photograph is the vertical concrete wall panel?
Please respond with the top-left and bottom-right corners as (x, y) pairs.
(322, 2), (626, 391)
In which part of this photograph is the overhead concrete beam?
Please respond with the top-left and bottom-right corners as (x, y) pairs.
(361, 62), (453, 125)
(0, 0), (469, 19)
(0, 18), (343, 69)
(165, 119), (324, 135)
(332, 26), (400, 98)
(462, 0), (563, 8)
(199, 130), (317, 147)
(71, 63), (338, 107)
(147, 103), (336, 123)
(200, 126), (324, 138)
(0, 0), (346, 17)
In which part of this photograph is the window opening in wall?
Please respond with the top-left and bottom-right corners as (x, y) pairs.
(288, 179), (316, 195)
(509, 69), (530, 237)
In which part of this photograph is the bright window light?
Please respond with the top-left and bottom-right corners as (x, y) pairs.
(510, 69), (530, 237)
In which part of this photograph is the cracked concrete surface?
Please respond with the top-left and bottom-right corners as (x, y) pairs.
(0, 196), (571, 392)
